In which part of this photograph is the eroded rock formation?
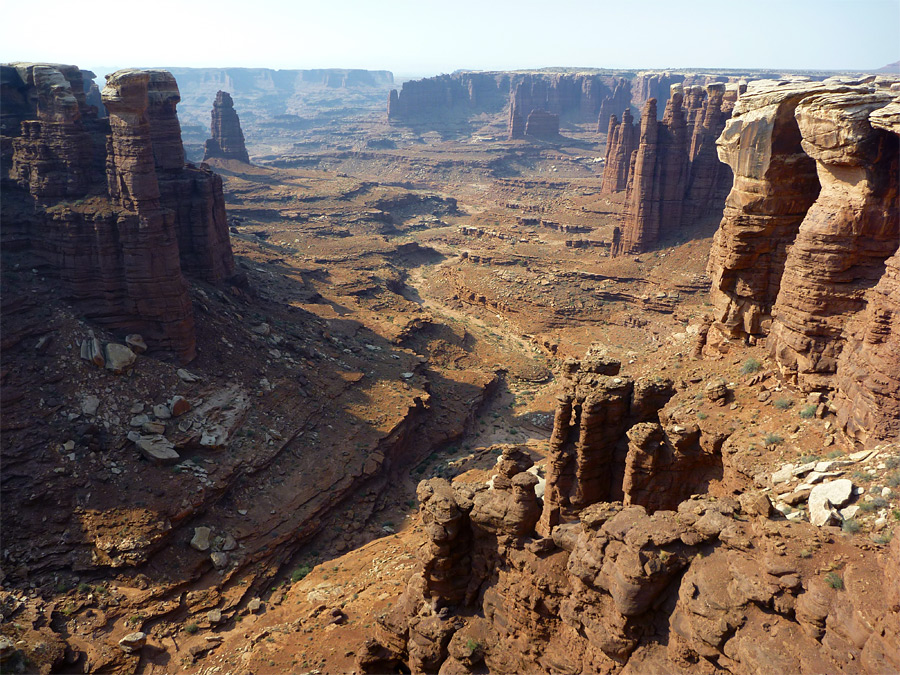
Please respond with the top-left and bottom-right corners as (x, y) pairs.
(707, 79), (900, 441)
(616, 83), (735, 254)
(1, 63), (236, 361)
(600, 109), (637, 193)
(203, 90), (250, 163)
(362, 481), (899, 674)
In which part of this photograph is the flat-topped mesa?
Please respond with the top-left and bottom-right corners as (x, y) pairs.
(600, 109), (637, 193)
(389, 71), (632, 126)
(203, 90), (249, 163)
(524, 109), (559, 138)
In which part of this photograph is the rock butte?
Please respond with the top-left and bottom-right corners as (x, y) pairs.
(203, 90), (250, 163)
(2, 63), (236, 361)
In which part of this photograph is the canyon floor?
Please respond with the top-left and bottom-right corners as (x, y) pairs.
(2, 108), (898, 674)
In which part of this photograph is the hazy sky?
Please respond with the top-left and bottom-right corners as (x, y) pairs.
(2, 0), (897, 77)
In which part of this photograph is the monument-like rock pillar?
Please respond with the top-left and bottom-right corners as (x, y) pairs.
(102, 69), (196, 361)
(619, 98), (660, 254)
(203, 90), (250, 163)
(601, 109), (637, 193)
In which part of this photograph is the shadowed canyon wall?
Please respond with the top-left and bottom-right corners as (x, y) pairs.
(1, 63), (236, 362)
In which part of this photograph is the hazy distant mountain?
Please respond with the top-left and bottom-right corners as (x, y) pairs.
(875, 60), (900, 73)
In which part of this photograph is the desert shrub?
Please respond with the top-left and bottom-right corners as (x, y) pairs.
(184, 623), (199, 634)
(740, 358), (762, 374)
(773, 397), (793, 410)
(825, 572), (843, 590)
(841, 518), (860, 533)
(291, 565), (312, 583)
(764, 434), (784, 446)
(799, 404), (816, 419)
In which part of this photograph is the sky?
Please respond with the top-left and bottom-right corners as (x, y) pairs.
(1, 0), (897, 78)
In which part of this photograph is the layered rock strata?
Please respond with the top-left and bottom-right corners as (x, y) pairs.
(202, 90), (250, 163)
(1, 63), (236, 361)
(524, 109), (559, 139)
(707, 79), (900, 441)
(391, 71), (632, 126)
(616, 83), (734, 254)
(597, 77), (631, 131)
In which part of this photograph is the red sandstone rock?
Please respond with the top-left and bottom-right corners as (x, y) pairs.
(619, 86), (692, 255)
(707, 81), (831, 336)
(767, 89), (898, 391)
(682, 83), (733, 224)
(203, 90), (250, 163)
(1, 63), (238, 362)
(524, 109), (559, 139)
(600, 109), (637, 193)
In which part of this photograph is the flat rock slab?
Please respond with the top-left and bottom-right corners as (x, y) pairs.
(135, 434), (179, 463)
(808, 479), (854, 526)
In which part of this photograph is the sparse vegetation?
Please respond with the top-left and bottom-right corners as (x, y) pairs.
(773, 397), (793, 410)
(465, 638), (481, 654)
(763, 433), (784, 446)
(825, 572), (844, 590)
(841, 518), (860, 533)
(799, 404), (816, 418)
(799, 548), (812, 559)
(184, 623), (199, 634)
(696, 411), (708, 420)
(291, 564), (312, 583)
(873, 531), (893, 545)
(740, 358), (762, 375)
(859, 497), (888, 513)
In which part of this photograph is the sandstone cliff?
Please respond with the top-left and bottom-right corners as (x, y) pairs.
(203, 90), (250, 163)
(707, 79), (900, 442)
(1, 63), (236, 361)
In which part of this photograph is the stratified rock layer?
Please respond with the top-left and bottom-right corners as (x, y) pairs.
(1, 63), (237, 361)
(203, 90), (250, 163)
(707, 79), (900, 441)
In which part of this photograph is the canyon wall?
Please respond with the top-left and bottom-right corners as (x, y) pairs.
(389, 70), (633, 130)
(707, 78), (900, 443)
(1, 62), (236, 362)
(203, 90), (250, 162)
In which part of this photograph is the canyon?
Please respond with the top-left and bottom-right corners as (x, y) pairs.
(0, 59), (898, 675)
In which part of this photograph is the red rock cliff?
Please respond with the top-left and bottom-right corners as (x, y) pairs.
(1, 63), (237, 362)
(707, 79), (900, 441)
